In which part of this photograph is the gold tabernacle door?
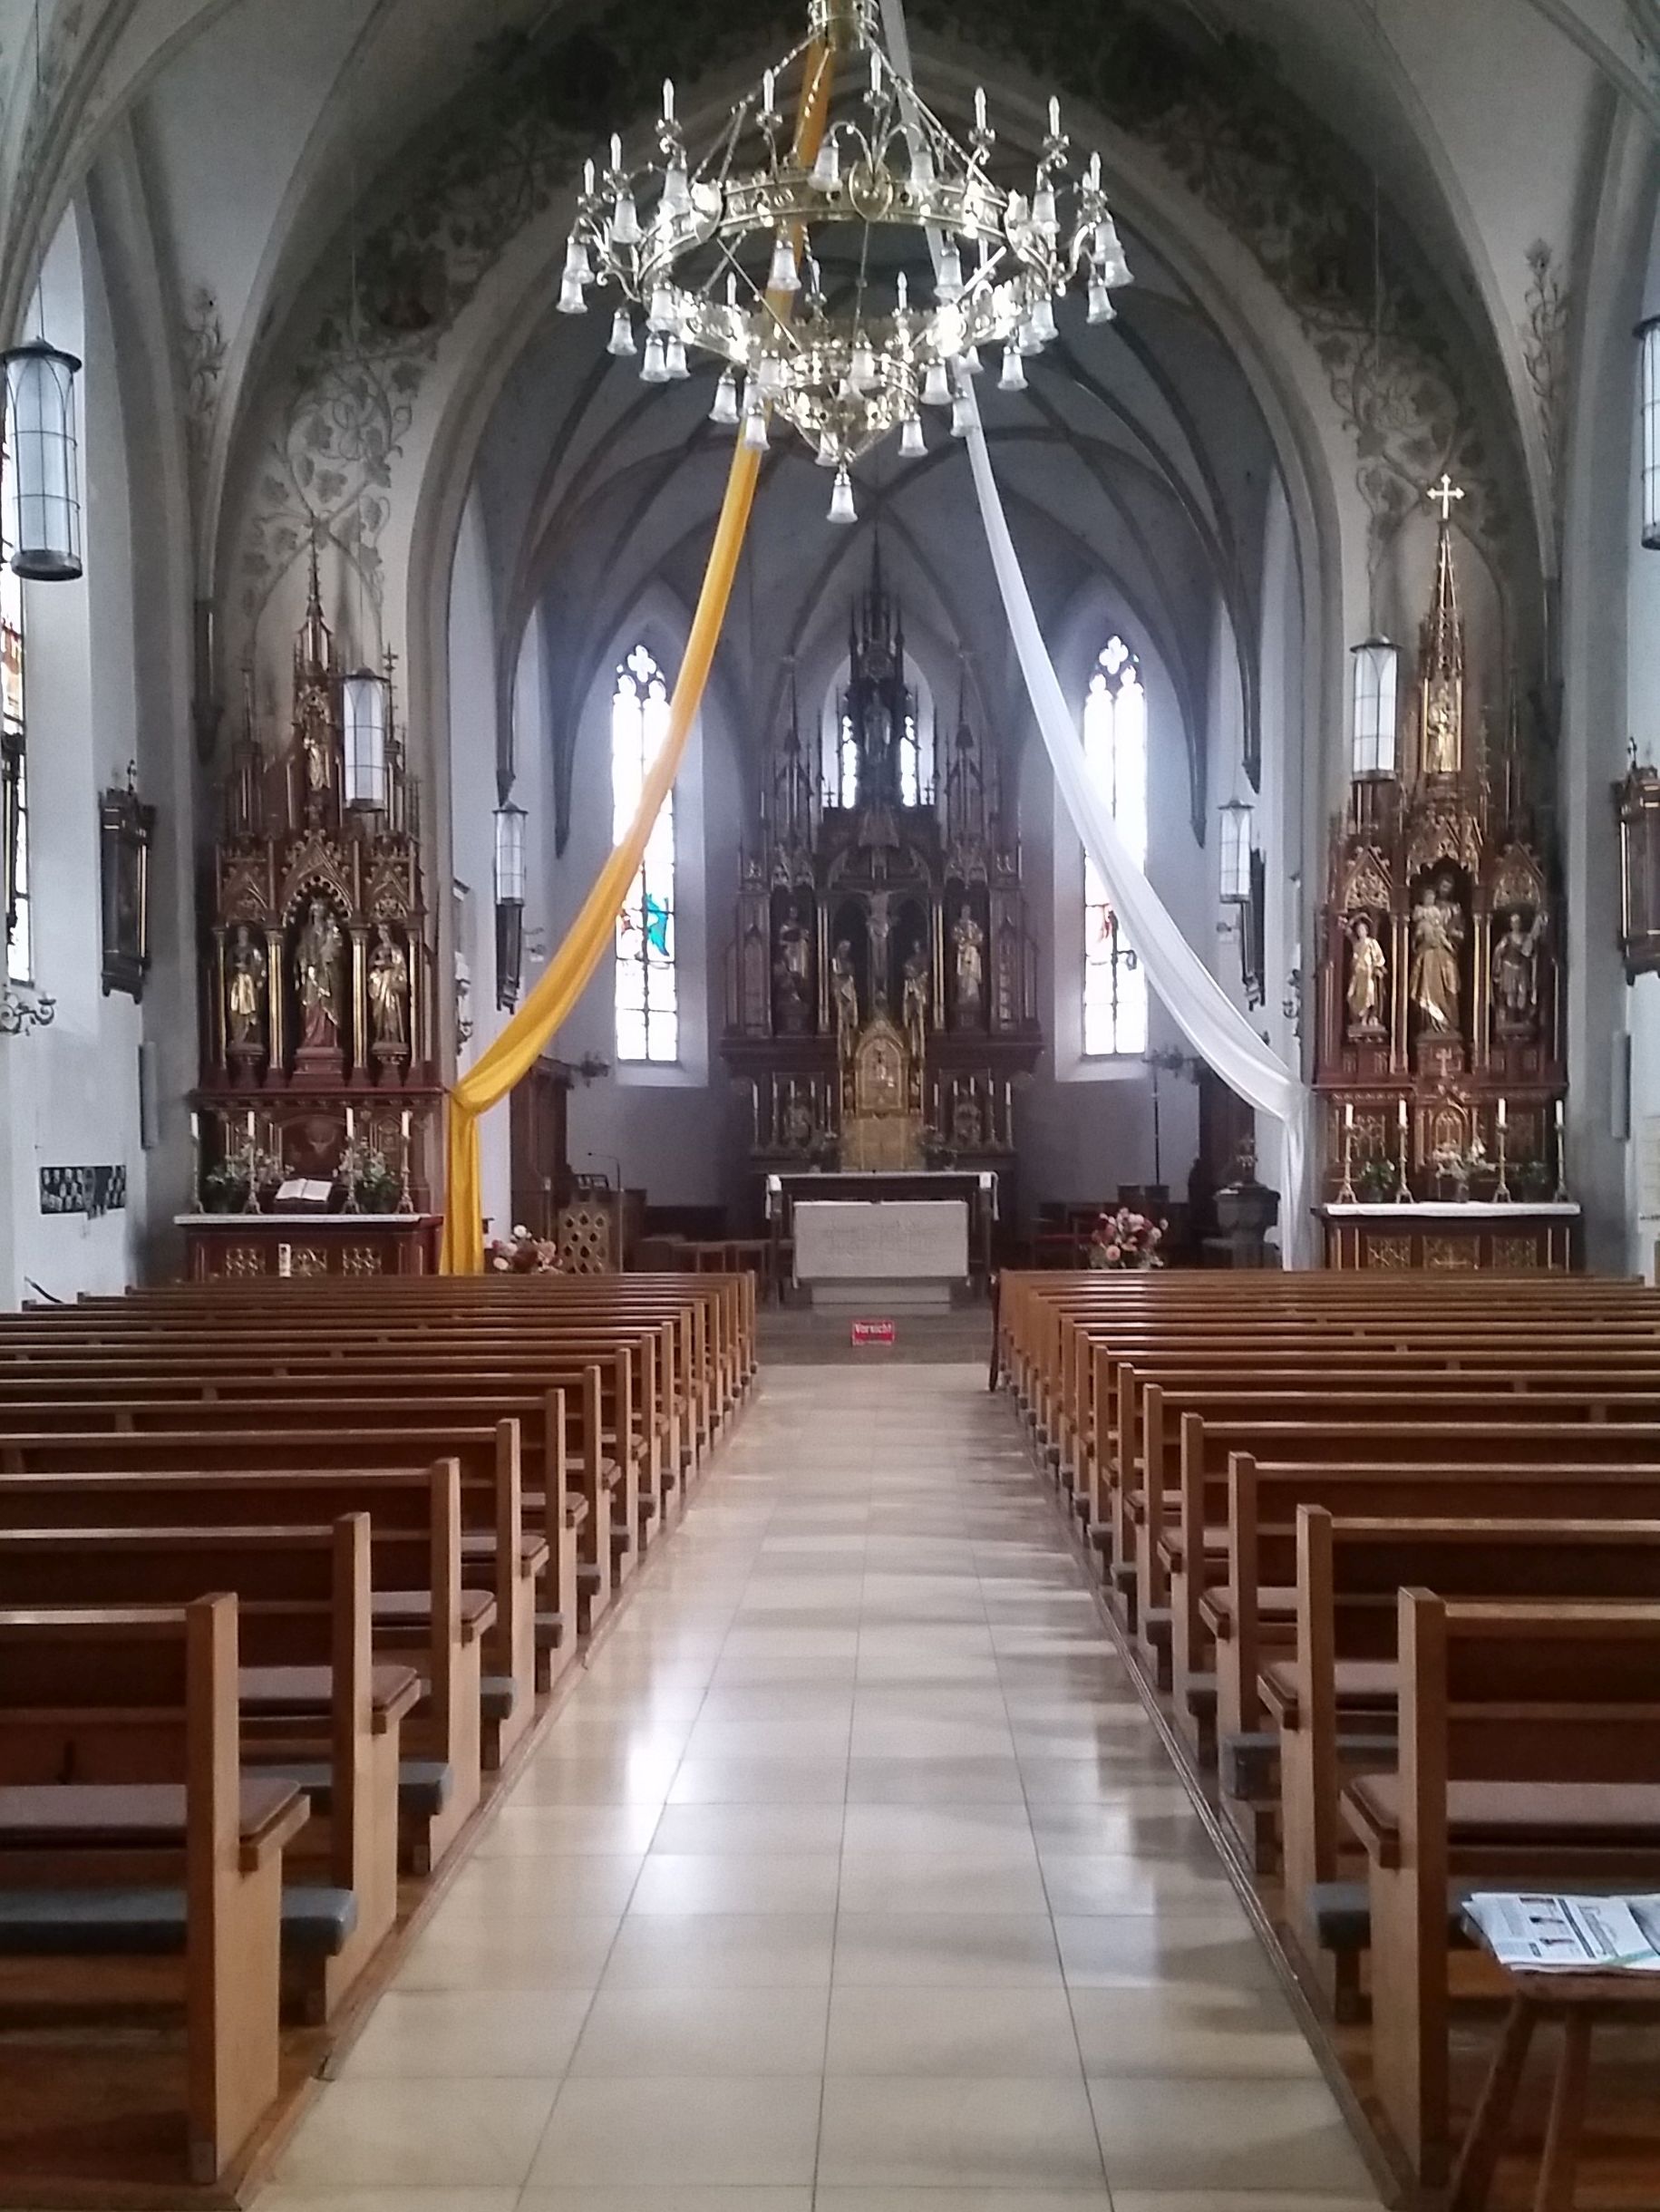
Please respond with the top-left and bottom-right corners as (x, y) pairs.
(841, 1014), (922, 1171)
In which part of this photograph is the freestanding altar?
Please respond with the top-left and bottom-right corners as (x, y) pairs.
(723, 557), (1042, 1266)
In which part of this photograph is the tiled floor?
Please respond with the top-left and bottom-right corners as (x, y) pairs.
(262, 1363), (1385, 2212)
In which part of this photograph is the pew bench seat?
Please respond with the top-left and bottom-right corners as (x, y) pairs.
(269, 1757), (452, 1825)
(374, 1586), (496, 1639)
(0, 1881), (356, 1960)
(239, 1661), (421, 1732)
(0, 1778), (306, 1868)
(1259, 1657), (1401, 1728)
(1345, 1774), (1660, 1868)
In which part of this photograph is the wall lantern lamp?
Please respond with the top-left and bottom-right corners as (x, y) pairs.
(1218, 796), (1254, 904)
(1639, 315), (1660, 550)
(342, 664), (391, 810)
(2, 339), (83, 581)
(1349, 635), (1399, 777)
(493, 794), (528, 1010)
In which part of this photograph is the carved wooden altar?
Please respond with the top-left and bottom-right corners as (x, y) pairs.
(191, 552), (438, 1220)
(1314, 488), (1568, 1265)
(723, 555), (1041, 1208)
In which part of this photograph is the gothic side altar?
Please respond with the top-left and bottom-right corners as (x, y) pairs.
(1313, 482), (1574, 1272)
(183, 552), (441, 1278)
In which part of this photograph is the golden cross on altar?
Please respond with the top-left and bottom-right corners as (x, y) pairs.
(1427, 473), (1465, 523)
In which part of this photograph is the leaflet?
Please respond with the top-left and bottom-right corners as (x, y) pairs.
(1465, 1893), (1660, 1974)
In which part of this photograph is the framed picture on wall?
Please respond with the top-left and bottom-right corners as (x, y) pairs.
(99, 771), (155, 1001)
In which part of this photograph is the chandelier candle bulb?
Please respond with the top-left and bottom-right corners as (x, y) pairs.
(768, 233), (799, 292)
(607, 306), (636, 355)
(922, 360), (951, 406)
(811, 135), (840, 189)
(937, 244), (963, 301)
(640, 334), (669, 383)
(975, 85), (987, 131)
(998, 344), (1027, 391)
(662, 77), (675, 121)
(710, 369), (740, 425)
(610, 190), (639, 247)
(828, 464), (857, 525)
(950, 392), (974, 437)
(665, 334), (688, 378)
(742, 403), (769, 450)
(899, 412), (927, 457)
(1087, 276), (1115, 324)
(962, 343), (983, 375)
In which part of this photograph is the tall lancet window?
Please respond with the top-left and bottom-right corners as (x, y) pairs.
(612, 644), (679, 1063)
(1, 493), (30, 986)
(1082, 636), (1148, 1057)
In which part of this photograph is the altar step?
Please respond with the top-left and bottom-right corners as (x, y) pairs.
(806, 1277), (957, 1314)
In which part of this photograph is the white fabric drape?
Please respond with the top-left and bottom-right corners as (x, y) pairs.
(878, 0), (1313, 1262)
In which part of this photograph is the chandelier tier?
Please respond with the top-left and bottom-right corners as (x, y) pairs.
(558, 0), (1131, 515)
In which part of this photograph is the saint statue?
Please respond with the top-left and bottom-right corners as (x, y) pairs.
(1492, 908), (1543, 1033)
(226, 923), (267, 1051)
(830, 939), (860, 1054)
(296, 897), (345, 1052)
(368, 922), (410, 1050)
(782, 1091), (815, 1152)
(953, 907), (985, 1025)
(772, 903), (811, 1034)
(1408, 873), (1465, 1034)
(1345, 914), (1387, 1037)
(900, 940), (930, 1066)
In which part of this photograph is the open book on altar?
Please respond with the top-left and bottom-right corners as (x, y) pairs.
(274, 1179), (334, 1212)
(1466, 1894), (1660, 1974)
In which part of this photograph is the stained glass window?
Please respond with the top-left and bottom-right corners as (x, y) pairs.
(1, 476), (29, 986)
(612, 644), (678, 1063)
(1082, 636), (1148, 1057)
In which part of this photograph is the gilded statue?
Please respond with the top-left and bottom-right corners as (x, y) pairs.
(226, 923), (267, 1050)
(1345, 913), (1387, 1037)
(296, 897), (345, 1051)
(900, 939), (930, 1065)
(1492, 908), (1542, 1034)
(1408, 872), (1464, 1033)
(830, 939), (859, 1054)
(953, 907), (985, 1024)
(368, 922), (410, 1050)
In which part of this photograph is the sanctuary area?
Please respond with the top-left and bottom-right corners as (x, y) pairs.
(7, 0), (1660, 2207)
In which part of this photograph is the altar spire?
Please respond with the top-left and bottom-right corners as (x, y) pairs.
(1418, 476), (1466, 780)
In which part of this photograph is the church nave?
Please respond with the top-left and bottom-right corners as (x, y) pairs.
(261, 1363), (1382, 2212)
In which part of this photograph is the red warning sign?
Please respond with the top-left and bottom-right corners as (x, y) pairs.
(850, 1318), (896, 1346)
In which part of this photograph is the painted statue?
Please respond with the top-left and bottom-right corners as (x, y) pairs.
(1408, 874), (1464, 1033)
(296, 897), (345, 1051)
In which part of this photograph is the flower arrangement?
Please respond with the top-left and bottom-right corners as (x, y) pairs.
(486, 1224), (565, 1273)
(1089, 1207), (1166, 1270)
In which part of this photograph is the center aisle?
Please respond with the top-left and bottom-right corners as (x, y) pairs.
(265, 1363), (1383, 2212)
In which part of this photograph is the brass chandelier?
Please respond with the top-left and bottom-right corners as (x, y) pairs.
(557, 0), (1132, 519)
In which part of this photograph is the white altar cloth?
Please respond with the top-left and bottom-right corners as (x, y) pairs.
(792, 1198), (969, 1285)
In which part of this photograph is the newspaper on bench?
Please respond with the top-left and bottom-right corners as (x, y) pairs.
(1466, 1894), (1660, 1974)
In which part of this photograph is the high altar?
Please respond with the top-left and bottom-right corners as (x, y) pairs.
(181, 556), (442, 1278)
(1315, 486), (1575, 1271)
(722, 556), (1042, 1263)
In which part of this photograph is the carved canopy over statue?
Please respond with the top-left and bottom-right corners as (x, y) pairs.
(723, 554), (1041, 1188)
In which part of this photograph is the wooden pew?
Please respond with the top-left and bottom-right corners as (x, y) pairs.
(0, 1518), (416, 2022)
(0, 1597), (307, 2185)
(1174, 1419), (1660, 1755)
(0, 1461), (481, 1873)
(0, 1421), (539, 1771)
(1268, 1509), (1660, 2006)
(1345, 1594), (1660, 2182)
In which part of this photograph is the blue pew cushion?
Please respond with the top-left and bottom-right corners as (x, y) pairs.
(0, 1885), (356, 1958)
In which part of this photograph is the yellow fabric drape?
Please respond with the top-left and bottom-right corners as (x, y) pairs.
(441, 48), (833, 1273)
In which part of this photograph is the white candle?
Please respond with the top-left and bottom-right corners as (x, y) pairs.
(609, 132), (622, 170)
(762, 67), (775, 113)
(345, 1106), (355, 1145)
(1497, 1096), (1507, 1131)
(869, 48), (880, 96)
(189, 1111), (199, 1144)
(1556, 1099), (1565, 1132)
(1343, 1101), (1354, 1132)
(401, 1109), (412, 1142)
(975, 86), (987, 131)
(662, 78), (675, 121)
(246, 1109), (256, 1147)
(1398, 1098), (1408, 1133)
(1048, 95), (1061, 136)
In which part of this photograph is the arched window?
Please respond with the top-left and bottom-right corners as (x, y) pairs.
(612, 644), (678, 1062)
(1082, 636), (1148, 1057)
(1, 502), (29, 986)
